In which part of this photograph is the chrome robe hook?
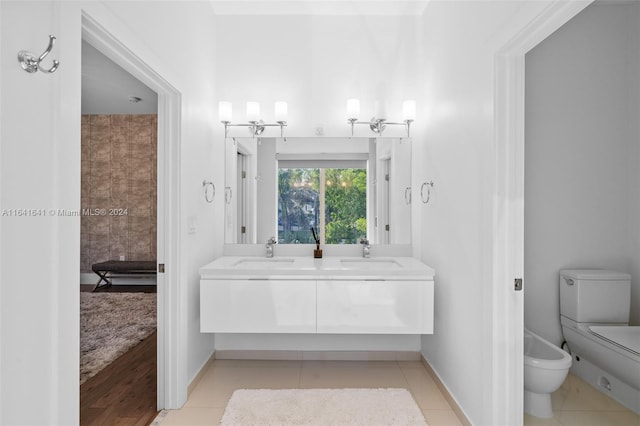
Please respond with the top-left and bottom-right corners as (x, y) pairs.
(18, 35), (60, 74)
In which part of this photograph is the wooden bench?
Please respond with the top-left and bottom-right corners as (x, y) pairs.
(91, 260), (157, 291)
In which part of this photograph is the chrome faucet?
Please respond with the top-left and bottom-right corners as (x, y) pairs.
(266, 236), (277, 258)
(360, 237), (371, 258)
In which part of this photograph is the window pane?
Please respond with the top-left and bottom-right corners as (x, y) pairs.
(324, 168), (367, 244)
(278, 168), (319, 244)
(278, 167), (367, 244)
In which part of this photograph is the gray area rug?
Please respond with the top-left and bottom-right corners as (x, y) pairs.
(221, 388), (428, 425)
(80, 292), (156, 384)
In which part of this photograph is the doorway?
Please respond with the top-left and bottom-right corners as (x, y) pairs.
(523, 1), (640, 419)
(237, 151), (248, 243)
(81, 10), (185, 411)
(79, 38), (158, 423)
(493, 2), (592, 424)
(379, 158), (390, 244)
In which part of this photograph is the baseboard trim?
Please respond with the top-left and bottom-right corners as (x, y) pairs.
(80, 272), (157, 286)
(188, 353), (216, 397)
(213, 350), (421, 361)
(420, 355), (471, 426)
(81, 272), (98, 285)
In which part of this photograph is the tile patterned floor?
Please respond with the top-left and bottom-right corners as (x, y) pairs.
(154, 359), (463, 425)
(524, 373), (640, 426)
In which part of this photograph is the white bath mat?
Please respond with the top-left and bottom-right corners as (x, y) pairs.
(220, 388), (428, 425)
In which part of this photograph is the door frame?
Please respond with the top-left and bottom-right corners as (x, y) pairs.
(492, 1), (591, 423)
(236, 151), (248, 243)
(82, 11), (185, 409)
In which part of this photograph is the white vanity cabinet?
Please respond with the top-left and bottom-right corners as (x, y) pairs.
(316, 280), (433, 334)
(200, 279), (316, 333)
(200, 256), (435, 334)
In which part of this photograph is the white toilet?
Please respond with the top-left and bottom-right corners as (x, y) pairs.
(524, 328), (572, 417)
(560, 269), (640, 414)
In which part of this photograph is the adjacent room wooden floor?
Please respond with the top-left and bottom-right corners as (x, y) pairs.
(80, 285), (157, 425)
(80, 330), (157, 425)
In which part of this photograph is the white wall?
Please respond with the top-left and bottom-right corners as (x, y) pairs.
(627, 3), (640, 327)
(214, 14), (421, 352)
(524, 2), (640, 345)
(416, 1), (557, 424)
(214, 15), (420, 138)
(0, 1), (220, 423)
(1, 2), (77, 422)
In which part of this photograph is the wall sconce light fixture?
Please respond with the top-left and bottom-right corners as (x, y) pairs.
(219, 101), (288, 138)
(347, 99), (416, 137)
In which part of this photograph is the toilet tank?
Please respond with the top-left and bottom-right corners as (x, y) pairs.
(559, 269), (631, 324)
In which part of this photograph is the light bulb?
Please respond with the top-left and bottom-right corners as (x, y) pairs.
(246, 102), (260, 122)
(219, 101), (232, 122)
(275, 101), (288, 122)
(347, 99), (360, 119)
(402, 100), (416, 121)
(374, 100), (387, 120)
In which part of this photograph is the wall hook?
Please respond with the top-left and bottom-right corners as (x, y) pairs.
(421, 181), (434, 204)
(18, 35), (60, 74)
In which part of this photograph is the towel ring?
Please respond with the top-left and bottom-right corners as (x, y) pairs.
(421, 181), (434, 204)
(203, 180), (215, 203)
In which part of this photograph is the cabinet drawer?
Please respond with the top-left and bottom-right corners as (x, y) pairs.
(201, 279), (316, 333)
(317, 280), (433, 334)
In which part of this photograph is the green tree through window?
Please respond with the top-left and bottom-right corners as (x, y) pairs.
(278, 168), (366, 244)
(324, 168), (367, 244)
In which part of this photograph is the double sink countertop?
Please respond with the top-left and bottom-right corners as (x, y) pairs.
(200, 256), (435, 280)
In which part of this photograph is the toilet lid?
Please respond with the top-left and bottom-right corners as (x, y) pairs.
(589, 326), (640, 356)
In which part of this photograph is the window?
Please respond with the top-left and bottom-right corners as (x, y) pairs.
(278, 167), (367, 244)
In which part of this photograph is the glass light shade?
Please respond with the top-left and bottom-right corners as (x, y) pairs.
(374, 100), (387, 120)
(274, 101), (288, 122)
(347, 98), (360, 119)
(246, 101), (260, 122)
(402, 100), (416, 121)
(219, 101), (232, 122)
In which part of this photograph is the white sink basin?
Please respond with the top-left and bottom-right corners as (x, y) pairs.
(233, 258), (296, 269)
(340, 258), (402, 270)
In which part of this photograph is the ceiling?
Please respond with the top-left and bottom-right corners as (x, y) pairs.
(208, 0), (429, 15)
(81, 41), (157, 115)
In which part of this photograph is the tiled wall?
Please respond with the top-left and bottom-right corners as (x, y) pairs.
(80, 115), (157, 272)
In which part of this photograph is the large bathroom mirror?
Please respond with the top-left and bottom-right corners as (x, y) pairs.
(224, 137), (411, 245)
